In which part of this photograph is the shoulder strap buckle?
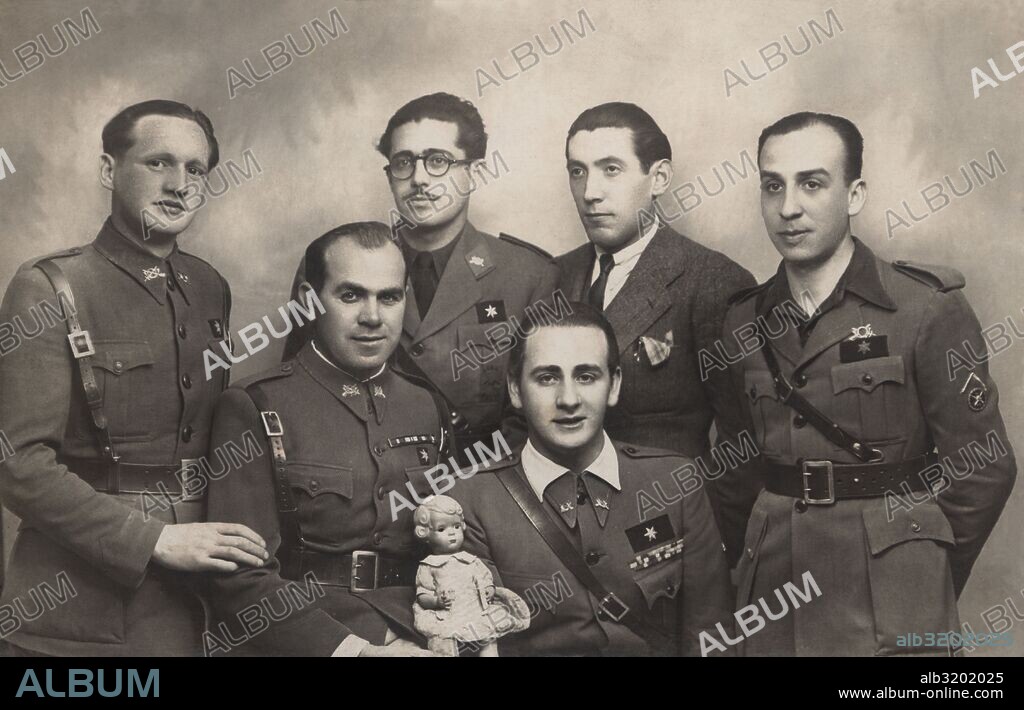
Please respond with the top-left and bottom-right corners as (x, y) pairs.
(67, 330), (95, 359)
(261, 410), (284, 437)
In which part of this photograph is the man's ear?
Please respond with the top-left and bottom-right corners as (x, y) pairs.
(847, 177), (867, 217)
(607, 366), (622, 408)
(650, 159), (673, 198)
(507, 374), (522, 410)
(99, 153), (116, 192)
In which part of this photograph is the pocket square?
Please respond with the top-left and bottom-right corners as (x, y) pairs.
(639, 330), (673, 367)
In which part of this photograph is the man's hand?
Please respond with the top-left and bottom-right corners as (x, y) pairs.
(360, 639), (436, 657)
(152, 523), (268, 572)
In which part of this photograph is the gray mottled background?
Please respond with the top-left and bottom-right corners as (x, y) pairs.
(0, 0), (1021, 655)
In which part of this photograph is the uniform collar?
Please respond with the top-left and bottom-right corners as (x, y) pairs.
(401, 227), (462, 279)
(758, 237), (896, 319)
(92, 217), (191, 306)
(520, 431), (621, 501)
(298, 340), (390, 423)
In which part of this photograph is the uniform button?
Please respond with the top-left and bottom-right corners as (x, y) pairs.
(911, 520), (921, 533)
(596, 609), (610, 622)
(665, 583), (675, 594)
(794, 499), (808, 513)
(112, 360), (124, 374)
(177, 325), (187, 339)
(181, 425), (193, 442)
(373, 532), (383, 545)
(167, 277), (177, 291)
(746, 547), (754, 559)
(793, 414), (806, 428)
(181, 374), (192, 389)
(794, 373), (808, 388)
(309, 479), (320, 492)
(624, 446), (637, 454)
(376, 486), (385, 500)
(585, 552), (600, 566)
(748, 386), (757, 401)
(410, 343), (424, 356)
(373, 445), (385, 456)
(281, 363), (293, 373)
(861, 373), (873, 385)
(577, 491), (589, 504)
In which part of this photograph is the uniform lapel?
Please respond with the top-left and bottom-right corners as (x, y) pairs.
(797, 301), (860, 369)
(412, 224), (487, 342)
(603, 226), (681, 355)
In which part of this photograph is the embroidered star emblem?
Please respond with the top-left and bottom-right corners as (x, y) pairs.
(469, 255), (485, 268)
(142, 267), (166, 281)
(341, 384), (361, 397)
(484, 305), (498, 319)
(857, 341), (871, 354)
(418, 448), (430, 464)
(373, 385), (385, 398)
(644, 526), (658, 542)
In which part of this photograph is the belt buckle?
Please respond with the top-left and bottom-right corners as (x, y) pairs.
(802, 460), (835, 505)
(179, 458), (204, 502)
(597, 592), (629, 622)
(351, 550), (379, 592)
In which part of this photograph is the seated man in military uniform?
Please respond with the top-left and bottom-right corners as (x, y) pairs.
(451, 303), (733, 656)
(206, 222), (446, 657)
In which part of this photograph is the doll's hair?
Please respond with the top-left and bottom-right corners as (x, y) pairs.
(413, 495), (464, 539)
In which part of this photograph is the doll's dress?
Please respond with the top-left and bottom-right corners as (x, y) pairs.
(414, 551), (501, 642)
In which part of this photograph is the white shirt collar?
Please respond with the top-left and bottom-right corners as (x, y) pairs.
(595, 216), (660, 265)
(520, 432), (621, 501)
(311, 340), (386, 381)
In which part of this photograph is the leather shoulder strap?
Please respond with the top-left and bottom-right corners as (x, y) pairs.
(494, 467), (672, 648)
(245, 383), (303, 578)
(34, 258), (119, 466)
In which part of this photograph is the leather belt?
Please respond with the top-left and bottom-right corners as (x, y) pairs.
(291, 549), (418, 591)
(61, 455), (205, 501)
(764, 452), (938, 505)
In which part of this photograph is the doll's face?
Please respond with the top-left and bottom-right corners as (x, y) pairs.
(425, 511), (464, 554)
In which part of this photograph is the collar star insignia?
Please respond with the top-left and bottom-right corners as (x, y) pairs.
(594, 498), (609, 510)
(644, 526), (658, 542)
(177, 272), (190, 284)
(484, 304), (498, 319)
(373, 384), (385, 398)
(857, 341), (871, 354)
(469, 255), (485, 268)
(341, 384), (361, 397)
(559, 502), (575, 513)
(418, 448), (430, 464)
(142, 267), (166, 281)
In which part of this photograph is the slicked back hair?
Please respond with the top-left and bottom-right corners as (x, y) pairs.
(566, 102), (671, 173)
(508, 302), (620, 384)
(757, 111), (864, 184)
(304, 221), (401, 294)
(102, 99), (220, 170)
(377, 92), (487, 160)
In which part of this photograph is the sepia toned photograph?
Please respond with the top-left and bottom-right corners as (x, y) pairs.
(0, 0), (1020, 697)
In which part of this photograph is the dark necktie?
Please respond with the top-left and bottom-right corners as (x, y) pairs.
(410, 251), (438, 319)
(587, 253), (615, 311)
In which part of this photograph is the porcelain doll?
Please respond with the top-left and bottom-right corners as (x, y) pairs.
(413, 496), (529, 656)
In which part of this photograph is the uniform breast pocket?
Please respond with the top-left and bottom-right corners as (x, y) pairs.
(633, 559), (683, 629)
(744, 370), (787, 456)
(288, 463), (354, 540)
(456, 324), (507, 406)
(862, 504), (959, 655)
(83, 340), (155, 441)
(830, 356), (907, 445)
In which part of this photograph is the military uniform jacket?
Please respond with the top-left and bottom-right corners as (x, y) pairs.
(206, 342), (447, 656)
(557, 224), (759, 563)
(0, 218), (230, 655)
(451, 440), (733, 656)
(722, 239), (1016, 656)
